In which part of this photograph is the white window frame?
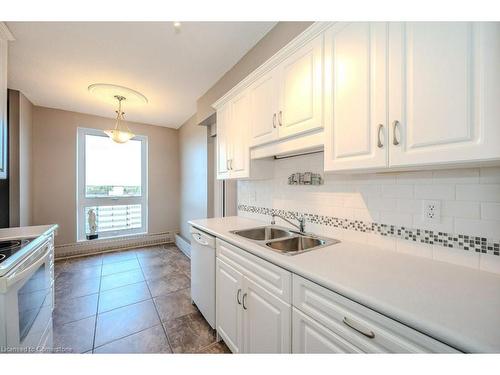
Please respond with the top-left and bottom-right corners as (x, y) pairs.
(76, 127), (148, 241)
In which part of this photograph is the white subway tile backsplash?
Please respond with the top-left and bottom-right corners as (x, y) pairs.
(481, 202), (500, 221)
(238, 153), (500, 272)
(353, 208), (380, 222)
(365, 197), (398, 212)
(432, 168), (479, 184)
(454, 218), (500, 239)
(479, 167), (500, 184)
(412, 215), (454, 234)
(414, 184), (455, 200)
(382, 184), (414, 199)
(380, 212), (413, 227)
(456, 184), (500, 202)
(441, 201), (481, 219)
(396, 199), (422, 214)
(395, 171), (433, 185)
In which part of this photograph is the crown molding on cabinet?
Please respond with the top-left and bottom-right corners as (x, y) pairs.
(0, 23), (15, 41)
(212, 22), (335, 110)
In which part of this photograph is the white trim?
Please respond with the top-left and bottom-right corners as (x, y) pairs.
(55, 230), (176, 259)
(175, 234), (191, 258)
(212, 22), (335, 110)
(76, 127), (148, 241)
(0, 23), (15, 41)
(250, 129), (325, 159)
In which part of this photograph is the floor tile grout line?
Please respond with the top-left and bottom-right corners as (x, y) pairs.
(92, 251), (165, 351)
(54, 246), (195, 353)
(90, 257), (104, 353)
(136, 248), (174, 352)
(92, 323), (167, 352)
(93, 251), (140, 352)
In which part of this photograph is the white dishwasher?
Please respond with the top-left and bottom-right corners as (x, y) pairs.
(190, 226), (216, 329)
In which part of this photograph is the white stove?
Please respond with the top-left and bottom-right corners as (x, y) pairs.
(0, 231), (55, 353)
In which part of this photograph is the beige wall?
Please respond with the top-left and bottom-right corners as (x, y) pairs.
(196, 22), (313, 123)
(32, 106), (179, 246)
(176, 22), (312, 243)
(19, 92), (33, 226)
(8, 89), (33, 227)
(178, 114), (207, 242)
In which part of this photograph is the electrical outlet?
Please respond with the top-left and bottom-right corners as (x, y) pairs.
(423, 200), (441, 222)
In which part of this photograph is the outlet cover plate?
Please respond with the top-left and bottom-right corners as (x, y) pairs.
(423, 200), (441, 222)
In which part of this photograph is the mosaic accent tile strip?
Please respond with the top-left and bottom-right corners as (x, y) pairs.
(237, 204), (500, 256)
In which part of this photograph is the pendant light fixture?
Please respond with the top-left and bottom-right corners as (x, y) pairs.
(88, 83), (148, 144)
(104, 95), (134, 143)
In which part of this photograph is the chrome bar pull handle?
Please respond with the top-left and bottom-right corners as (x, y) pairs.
(236, 289), (242, 305)
(278, 110), (282, 126)
(377, 124), (384, 148)
(392, 120), (400, 146)
(242, 293), (248, 310)
(343, 317), (375, 339)
(272, 113), (277, 128)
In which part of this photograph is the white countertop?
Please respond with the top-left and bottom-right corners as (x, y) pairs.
(189, 216), (500, 353)
(0, 224), (58, 277)
(0, 224), (58, 240)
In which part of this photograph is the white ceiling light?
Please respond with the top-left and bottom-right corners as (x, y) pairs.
(88, 83), (148, 143)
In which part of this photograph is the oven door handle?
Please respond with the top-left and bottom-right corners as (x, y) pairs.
(6, 245), (50, 288)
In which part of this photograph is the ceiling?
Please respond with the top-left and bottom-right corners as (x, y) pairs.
(6, 22), (276, 128)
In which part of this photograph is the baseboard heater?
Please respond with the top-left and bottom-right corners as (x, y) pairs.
(55, 231), (177, 259)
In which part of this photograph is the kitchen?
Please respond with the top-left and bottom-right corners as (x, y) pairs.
(1, 1), (500, 373)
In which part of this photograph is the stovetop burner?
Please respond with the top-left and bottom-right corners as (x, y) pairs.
(0, 239), (32, 264)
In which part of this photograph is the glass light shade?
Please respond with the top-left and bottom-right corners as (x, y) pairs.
(104, 129), (135, 143)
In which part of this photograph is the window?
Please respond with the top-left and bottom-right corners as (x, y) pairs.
(77, 128), (148, 240)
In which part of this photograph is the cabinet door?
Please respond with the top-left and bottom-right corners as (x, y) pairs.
(324, 22), (388, 172)
(216, 259), (243, 353)
(249, 69), (279, 146)
(388, 22), (500, 167)
(277, 34), (323, 139)
(229, 90), (250, 178)
(242, 276), (291, 353)
(292, 308), (362, 353)
(216, 103), (230, 180)
(0, 36), (7, 179)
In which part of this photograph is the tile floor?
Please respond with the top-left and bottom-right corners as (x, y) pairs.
(53, 244), (230, 354)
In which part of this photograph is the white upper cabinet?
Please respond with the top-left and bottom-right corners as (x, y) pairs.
(249, 69), (280, 146)
(247, 33), (324, 149)
(325, 21), (500, 172)
(388, 22), (500, 168)
(324, 22), (388, 172)
(216, 102), (231, 180)
(229, 90), (250, 178)
(277, 34), (324, 139)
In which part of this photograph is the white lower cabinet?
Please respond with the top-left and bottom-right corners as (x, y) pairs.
(215, 258), (243, 353)
(292, 307), (362, 353)
(215, 239), (292, 353)
(292, 275), (459, 353)
(215, 238), (459, 353)
(243, 276), (291, 353)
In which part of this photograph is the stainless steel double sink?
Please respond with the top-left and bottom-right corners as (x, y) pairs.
(230, 226), (340, 256)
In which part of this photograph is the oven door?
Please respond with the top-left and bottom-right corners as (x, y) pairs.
(4, 240), (53, 352)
